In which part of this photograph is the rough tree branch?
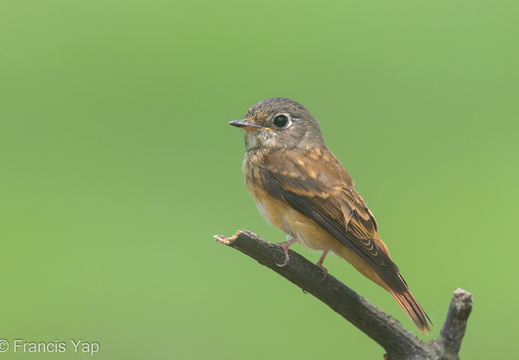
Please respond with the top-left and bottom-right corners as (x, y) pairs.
(214, 229), (472, 360)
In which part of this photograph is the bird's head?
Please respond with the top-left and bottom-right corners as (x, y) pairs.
(229, 97), (325, 151)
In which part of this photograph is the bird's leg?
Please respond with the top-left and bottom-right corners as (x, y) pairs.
(275, 238), (298, 267)
(315, 251), (329, 281)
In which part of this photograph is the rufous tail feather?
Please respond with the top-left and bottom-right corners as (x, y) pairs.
(389, 286), (432, 334)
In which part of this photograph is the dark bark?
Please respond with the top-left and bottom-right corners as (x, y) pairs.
(215, 230), (472, 360)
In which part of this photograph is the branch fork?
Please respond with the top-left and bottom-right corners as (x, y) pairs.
(215, 230), (472, 360)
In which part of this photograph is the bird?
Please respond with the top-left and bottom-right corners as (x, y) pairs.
(229, 97), (432, 333)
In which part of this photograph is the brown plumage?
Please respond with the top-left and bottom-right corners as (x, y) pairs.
(229, 97), (432, 333)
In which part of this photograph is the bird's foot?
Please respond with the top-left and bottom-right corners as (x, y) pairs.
(275, 238), (298, 267)
(315, 251), (329, 281)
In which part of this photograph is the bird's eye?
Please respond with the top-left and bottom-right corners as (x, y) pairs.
(273, 114), (291, 129)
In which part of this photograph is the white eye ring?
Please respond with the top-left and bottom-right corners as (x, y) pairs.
(272, 114), (292, 129)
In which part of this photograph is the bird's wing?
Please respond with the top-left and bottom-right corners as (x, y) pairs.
(262, 147), (402, 284)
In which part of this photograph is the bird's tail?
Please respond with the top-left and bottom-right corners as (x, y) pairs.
(332, 234), (433, 333)
(371, 233), (433, 333)
(388, 281), (433, 334)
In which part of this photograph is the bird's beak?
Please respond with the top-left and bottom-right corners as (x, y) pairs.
(228, 119), (264, 130)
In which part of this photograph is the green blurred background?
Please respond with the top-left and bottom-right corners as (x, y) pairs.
(1, 0), (517, 358)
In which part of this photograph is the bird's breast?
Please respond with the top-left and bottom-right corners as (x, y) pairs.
(242, 150), (286, 231)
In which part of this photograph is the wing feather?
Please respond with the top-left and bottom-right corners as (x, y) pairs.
(262, 147), (405, 292)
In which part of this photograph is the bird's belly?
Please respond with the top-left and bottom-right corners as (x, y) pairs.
(253, 194), (335, 252)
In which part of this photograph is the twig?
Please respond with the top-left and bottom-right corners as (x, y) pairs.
(214, 230), (472, 360)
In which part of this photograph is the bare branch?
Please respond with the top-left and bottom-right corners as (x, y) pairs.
(215, 230), (472, 360)
(430, 288), (473, 360)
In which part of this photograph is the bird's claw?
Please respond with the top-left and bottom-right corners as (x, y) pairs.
(315, 262), (328, 281)
(275, 238), (298, 267)
(315, 251), (329, 281)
